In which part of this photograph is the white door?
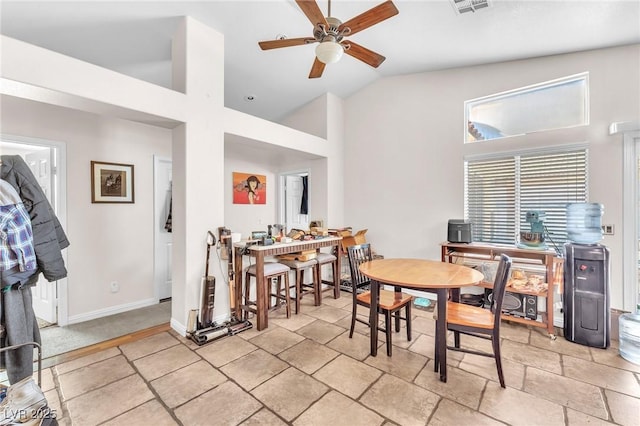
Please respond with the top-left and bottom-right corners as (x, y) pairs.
(24, 148), (58, 324)
(625, 134), (640, 312)
(285, 174), (309, 233)
(154, 157), (172, 300)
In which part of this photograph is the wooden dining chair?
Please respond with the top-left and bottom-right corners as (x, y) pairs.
(277, 258), (319, 313)
(346, 243), (413, 356)
(243, 262), (292, 319)
(437, 253), (512, 387)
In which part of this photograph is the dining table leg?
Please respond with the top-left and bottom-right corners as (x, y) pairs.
(436, 288), (447, 382)
(369, 279), (379, 357)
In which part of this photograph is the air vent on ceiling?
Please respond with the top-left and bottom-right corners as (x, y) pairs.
(451, 0), (490, 14)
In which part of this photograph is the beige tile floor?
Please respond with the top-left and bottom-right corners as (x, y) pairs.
(35, 294), (640, 425)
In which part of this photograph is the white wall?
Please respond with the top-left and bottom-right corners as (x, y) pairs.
(280, 94), (329, 139)
(0, 96), (172, 320)
(344, 44), (640, 310)
(224, 149), (278, 239)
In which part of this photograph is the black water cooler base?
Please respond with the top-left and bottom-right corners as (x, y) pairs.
(563, 243), (610, 349)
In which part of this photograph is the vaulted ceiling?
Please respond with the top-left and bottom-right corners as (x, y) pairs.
(2, 1), (639, 123)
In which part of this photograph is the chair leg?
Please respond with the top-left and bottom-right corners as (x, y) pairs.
(454, 330), (461, 348)
(313, 264), (321, 306)
(268, 277), (275, 309)
(266, 277), (273, 310)
(310, 267), (320, 306)
(394, 310), (401, 332)
(294, 269), (302, 314)
(276, 276), (283, 309)
(284, 273), (291, 318)
(349, 301), (357, 338)
(332, 261), (339, 299)
(406, 303), (412, 342)
(492, 336), (505, 388)
(385, 310), (392, 356)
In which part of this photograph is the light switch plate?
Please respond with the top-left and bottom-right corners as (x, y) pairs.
(601, 224), (614, 235)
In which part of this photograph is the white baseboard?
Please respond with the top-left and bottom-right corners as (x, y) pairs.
(66, 297), (157, 325)
(171, 318), (187, 337)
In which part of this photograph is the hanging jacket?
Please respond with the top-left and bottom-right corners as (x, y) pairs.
(0, 155), (69, 281)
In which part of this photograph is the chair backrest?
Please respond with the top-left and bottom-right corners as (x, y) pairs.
(488, 254), (513, 328)
(346, 243), (373, 294)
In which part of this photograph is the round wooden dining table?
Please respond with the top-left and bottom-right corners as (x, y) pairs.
(359, 258), (484, 382)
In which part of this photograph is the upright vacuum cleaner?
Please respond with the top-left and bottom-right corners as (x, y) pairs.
(188, 230), (252, 345)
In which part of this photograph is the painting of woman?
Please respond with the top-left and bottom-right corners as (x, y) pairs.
(233, 172), (266, 204)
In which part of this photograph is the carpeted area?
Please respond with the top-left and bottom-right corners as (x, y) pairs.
(39, 301), (171, 359)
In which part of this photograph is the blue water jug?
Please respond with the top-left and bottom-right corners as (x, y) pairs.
(566, 203), (603, 244)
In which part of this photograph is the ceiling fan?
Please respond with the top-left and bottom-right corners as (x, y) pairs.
(258, 0), (399, 79)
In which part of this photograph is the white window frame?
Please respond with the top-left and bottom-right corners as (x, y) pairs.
(464, 73), (590, 143)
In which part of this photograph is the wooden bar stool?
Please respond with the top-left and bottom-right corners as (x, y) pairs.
(243, 262), (291, 319)
(315, 251), (339, 303)
(278, 258), (320, 313)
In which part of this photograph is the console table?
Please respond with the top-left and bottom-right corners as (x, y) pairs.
(233, 236), (342, 331)
(441, 242), (563, 337)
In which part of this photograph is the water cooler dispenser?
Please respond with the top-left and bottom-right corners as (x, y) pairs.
(563, 243), (610, 348)
(563, 202), (610, 348)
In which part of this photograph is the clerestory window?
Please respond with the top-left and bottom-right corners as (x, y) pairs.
(465, 73), (589, 143)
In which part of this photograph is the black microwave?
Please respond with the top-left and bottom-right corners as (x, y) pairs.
(485, 289), (538, 320)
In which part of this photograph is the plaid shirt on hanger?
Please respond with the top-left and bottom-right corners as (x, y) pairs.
(0, 202), (37, 272)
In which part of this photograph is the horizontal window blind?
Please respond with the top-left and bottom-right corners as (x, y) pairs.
(466, 158), (516, 244)
(520, 151), (587, 245)
(466, 149), (588, 247)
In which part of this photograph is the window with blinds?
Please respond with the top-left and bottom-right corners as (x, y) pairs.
(465, 149), (588, 247)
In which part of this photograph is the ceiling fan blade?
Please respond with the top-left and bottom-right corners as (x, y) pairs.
(296, 0), (329, 29)
(309, 57), (326, 79)
(259, 37), (315, 50)
(338, 0), (399, 36)
(343, 41), (386, 68)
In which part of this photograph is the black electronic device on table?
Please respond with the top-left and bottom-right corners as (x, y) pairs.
(447, 219), (472, 243)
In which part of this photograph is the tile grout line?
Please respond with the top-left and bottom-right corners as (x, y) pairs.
(103, 342), (187, 426)
(597, 383), (615, 424)
(183, 340), (279, 424)
(41, 299), (640, 425)
(49, 362), (70, 423)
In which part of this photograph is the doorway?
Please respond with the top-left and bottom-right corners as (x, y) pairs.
(153, 156), (172, 301)
(621, 127), (640, 312)
(0, 135), (68, 326)
(279, 170), (310, 233)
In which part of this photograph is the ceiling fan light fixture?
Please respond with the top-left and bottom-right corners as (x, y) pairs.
(315, 39), (343, 64)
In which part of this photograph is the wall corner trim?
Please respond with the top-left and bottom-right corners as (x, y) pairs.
(609, 121), (640, 135)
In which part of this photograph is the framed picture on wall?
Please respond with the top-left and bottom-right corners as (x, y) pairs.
(233, 172), (266, 204)
(91, 161), (135, 203)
